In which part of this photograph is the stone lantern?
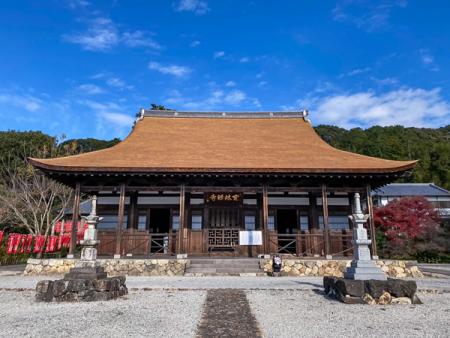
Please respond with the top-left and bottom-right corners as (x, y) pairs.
(344, 193), (387, 280)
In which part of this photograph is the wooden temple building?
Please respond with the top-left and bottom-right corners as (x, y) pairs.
(30, 110), (416, 258)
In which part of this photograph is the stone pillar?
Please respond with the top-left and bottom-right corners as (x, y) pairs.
(114, 183), (126, 259)
(68, 182), (81, 259)
(344, 193), (386, 280)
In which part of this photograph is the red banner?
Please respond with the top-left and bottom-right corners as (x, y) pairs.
(33, 235), (46, 254)
(45, 235), (58, 253)
(25, 234), (33, 253)
(6, 234), (18, 254)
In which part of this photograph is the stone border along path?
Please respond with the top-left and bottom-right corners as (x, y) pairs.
(196, 289), (263, 338)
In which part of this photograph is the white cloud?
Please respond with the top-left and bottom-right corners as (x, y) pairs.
(63, 17), (119, 51)
(164, 88), (258, 110)
(225, 81), (236, 87)
(64, 18), (161, 52)
(103, 112), (134, 127)
(370, 77), (398, 86)
(122, 31), (161, 49)
(0, 93), (42, 112)
(174, 0), (209, 15)
(339, 67), (371, 78)
(301, 87), (450, 128)
(419, 49), (439, 71)
(332, 1), (407, 32)
(190, 40), (200, 47)
(148, 61), (192, 77)
(213, 51), (225, 59)
(106, 77), (131, 90)
(224, 90), (246, 105)
(67, 0), (90, 9)
(257, 81), (268, 88)
(239, 57), (250, 63)
(77, 83), (104, 95)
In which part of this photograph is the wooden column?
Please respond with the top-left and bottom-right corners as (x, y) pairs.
(262, 185), (269, 254)
(68, 182), (81, 258)
(128, 191), (138, 231)
(308, 192), (319, 229)
(114, 183), (126, 258)
(321, 184), (331, 258)
(366, 184), (378, 258)
(177, 185), (186, 254)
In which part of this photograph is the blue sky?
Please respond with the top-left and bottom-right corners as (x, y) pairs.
(0, 0), (449, 139)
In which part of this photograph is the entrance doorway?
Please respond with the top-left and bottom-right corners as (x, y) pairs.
(276, 209), (297, 253)
(149, 208), (171, 253)
(149, 208), (171, 233)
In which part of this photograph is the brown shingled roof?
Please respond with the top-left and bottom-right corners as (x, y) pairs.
(29, 111), (417, 174)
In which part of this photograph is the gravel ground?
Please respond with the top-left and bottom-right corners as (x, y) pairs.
(1, 276), (449, 291)
(247, 289), (450, 338)
(0, 290), (205, 338)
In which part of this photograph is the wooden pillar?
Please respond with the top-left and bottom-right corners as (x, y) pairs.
(308, 192), (319, 229)
(128, 191), (138, 231)
(321, 184), (331, 259)
(366, 184), (378, 258)
(177, 185), (186, 254)
(114, 183), (126, 258)
(68, 182), (81, 258)
(262, 185), (269, 254)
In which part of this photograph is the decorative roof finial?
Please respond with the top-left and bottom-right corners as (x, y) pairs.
(301, 109), (311, 124)
(132, 108), (145, 128)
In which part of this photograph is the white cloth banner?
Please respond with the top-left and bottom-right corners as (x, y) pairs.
(239, 231), (263, 245)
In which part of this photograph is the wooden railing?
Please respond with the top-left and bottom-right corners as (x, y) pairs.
(97, 231), (177, 256)
(267, 230), (353, 257)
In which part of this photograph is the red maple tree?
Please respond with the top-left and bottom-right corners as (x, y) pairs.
(374, 196), (440, 254)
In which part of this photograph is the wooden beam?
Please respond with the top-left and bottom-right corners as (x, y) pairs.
(366, 184), (378, 258)
(321, 183), (331, 258)
(114, 183), (126, 258)
(69, 182), (81, 257)
(262, 184), (269, 254)
(81, 185), (326, 193)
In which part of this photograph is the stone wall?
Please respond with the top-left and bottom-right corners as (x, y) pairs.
(259, 259), (423, 278)
(25, 258), (187, 276)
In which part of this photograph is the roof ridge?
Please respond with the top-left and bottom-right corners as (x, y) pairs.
(139, 109), (311, 120)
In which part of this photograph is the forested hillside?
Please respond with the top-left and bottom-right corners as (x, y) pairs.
(0, 125), (449, 189)
(315, 125), (450, 190)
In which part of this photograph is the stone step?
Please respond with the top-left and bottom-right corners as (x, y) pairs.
(184, 272), (267, 277)
(185, 267), (217, 273)
(184, 258), (264, 276)
(189, 259), (261, 265)
(188, 263), (260, 268)
(186, 268), (262, 274)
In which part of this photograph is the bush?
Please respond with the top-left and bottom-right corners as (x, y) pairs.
(0, 245), (30, 265)
(415, 251), (450, 263)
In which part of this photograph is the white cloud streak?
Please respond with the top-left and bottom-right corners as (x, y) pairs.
(64, 17), (161, 52)
(77, 83), (104, 95)
(0, 93), (42, 112)
(148, 61), (192, 77)
(301, 87), (450, 128)
(174, 0), (209, 15)
(164, 88), (257, 110)
(213, 51), (225, 59)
